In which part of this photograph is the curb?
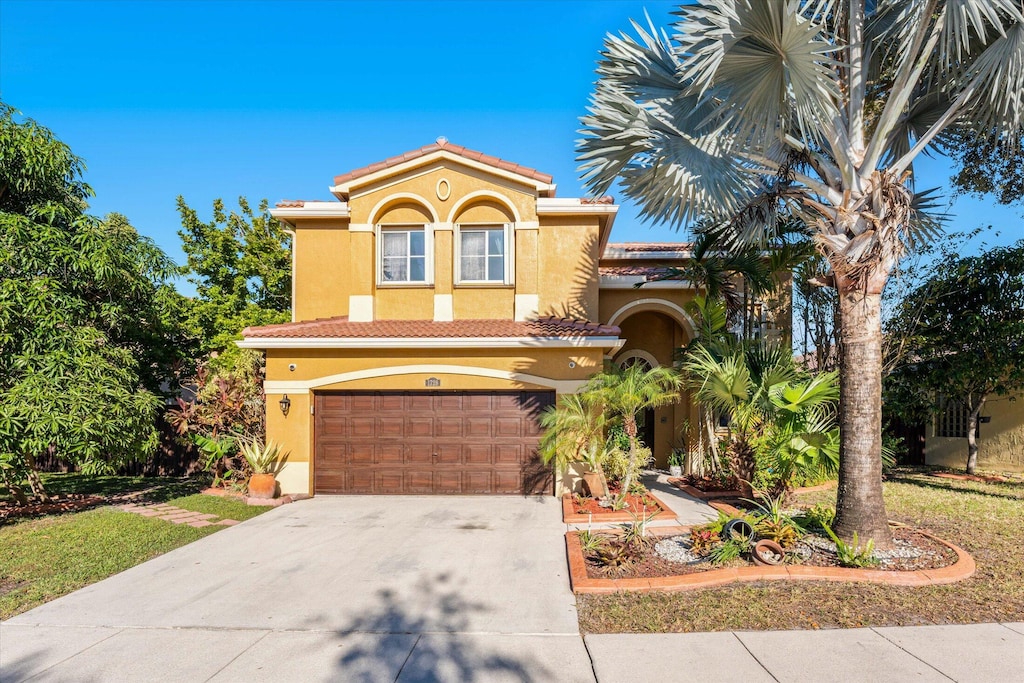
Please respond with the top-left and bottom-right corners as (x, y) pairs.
(565, 525), (975, 594)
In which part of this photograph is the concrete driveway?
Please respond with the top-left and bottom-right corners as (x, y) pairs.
(1, 496), (593, 683)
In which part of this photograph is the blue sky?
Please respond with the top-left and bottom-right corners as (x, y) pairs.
(2, 0), (1020, 292)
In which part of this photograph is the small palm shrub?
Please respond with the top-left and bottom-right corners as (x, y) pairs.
(822, 524), (879, 568)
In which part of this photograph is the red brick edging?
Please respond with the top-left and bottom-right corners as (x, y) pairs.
(930, 472), (1007, 484)
(667, 478), (837, 499)
(562, 492), (674, 523)
(566, 524), (975, 594)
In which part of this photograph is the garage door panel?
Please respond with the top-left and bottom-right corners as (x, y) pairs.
(406, 470), (433, 493)
(464, 417), (492, 438)
(464, 444), (492, 464)
(494, 470), (521, 493)
(378, 445), (404, 464)
(464, 394), (492, 411)
(378, 417), (404, 438)
(349, 443), (375, 465)
(350, 395), (376, 411)
(406, 444), (434, 464)
(347, 470), (374, 493)
(434, 471), (462, 493)
(435, 418), (462, 438)
(494, 445), (521, 464)
(349, 418), (376, 438)
(379, 394), (405, 411)
(314, 390), (554, 495)
(436, 394), (464, 411)
(375, 470), (405, 493)
(464, 471), (492, 493)
(406, 418), (433, 438)
(435, 444), (460, 464)
(406, 394), (434, 411)
(495, 418), (522, 438)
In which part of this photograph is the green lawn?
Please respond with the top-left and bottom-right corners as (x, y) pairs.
(578, 468), (1024, 632)
(0, 474), (267, 619)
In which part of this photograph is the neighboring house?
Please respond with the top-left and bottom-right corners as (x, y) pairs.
(240, 139), (788, 496)
(924, 395), (1024, 473)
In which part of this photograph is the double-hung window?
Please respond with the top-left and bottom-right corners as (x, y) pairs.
(457, 224), (512, 284)
(380, 226), (427, 284)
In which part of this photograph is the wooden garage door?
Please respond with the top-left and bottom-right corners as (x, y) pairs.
(314, 391), (555, 495)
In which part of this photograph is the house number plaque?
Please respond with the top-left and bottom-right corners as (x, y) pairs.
(425, 377), (441, 387)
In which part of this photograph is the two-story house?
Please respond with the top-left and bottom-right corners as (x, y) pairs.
(240, 139), (782, 496)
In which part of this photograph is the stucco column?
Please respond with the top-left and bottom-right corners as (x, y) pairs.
(514, 224), (539, 321)
(349, 228), (375, 321)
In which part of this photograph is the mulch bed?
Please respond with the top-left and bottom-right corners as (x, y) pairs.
(678, 474), (740, 493)
(571, 491), (665, 517)
(581, 526), (957, 581)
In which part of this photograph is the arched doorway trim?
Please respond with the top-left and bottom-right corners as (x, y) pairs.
(607, 298), (697, 340)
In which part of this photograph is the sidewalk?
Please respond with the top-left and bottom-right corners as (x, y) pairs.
(586, 623), (1024, 682)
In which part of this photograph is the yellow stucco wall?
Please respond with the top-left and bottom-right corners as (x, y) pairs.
(537, 217), (601, 320)
(925, 394), (1024, 472)
(291, 221), (351, 321)
(350, 164), (537, 224)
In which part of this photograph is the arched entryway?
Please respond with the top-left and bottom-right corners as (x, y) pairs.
(611, 309), (695, 467)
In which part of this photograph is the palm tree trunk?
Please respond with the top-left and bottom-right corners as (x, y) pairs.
(834, 289), (892, 548)
(966, 395), (986, 475)
(619, 415), (639, 505)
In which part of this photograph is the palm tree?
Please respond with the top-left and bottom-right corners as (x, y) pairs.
(578, 0), (1024, 545)
(585, 363), (683, 501)
(539, 392), (611, 496)
(683, 342), (840, 497)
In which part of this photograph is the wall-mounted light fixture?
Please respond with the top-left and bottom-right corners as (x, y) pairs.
(279, 394), (291, 417)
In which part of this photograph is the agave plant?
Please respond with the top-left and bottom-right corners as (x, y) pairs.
(579, 0), (1024, 545)
(239, 439), (288, 475)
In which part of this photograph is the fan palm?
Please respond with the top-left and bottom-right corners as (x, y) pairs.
(539, 392), (612, 494)
(578, 0), (1024, 545)
(683, 343), (840, 497)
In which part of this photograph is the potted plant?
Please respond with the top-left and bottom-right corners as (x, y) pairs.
(668, 449), (685, 477)
(240, 439), (288, 499)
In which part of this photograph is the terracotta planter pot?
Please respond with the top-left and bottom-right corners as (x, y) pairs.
(248, 473), (277, 499)
(752, 539), (786, 566)
(582, 471), (606, 498)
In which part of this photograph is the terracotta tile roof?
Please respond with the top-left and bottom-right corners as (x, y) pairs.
(599, 265), (677, 278)
(332, 139), (554, 187)
(605, 242), (693, 253)
(243, 316), (620, 339)
(275, 200), (306, 208)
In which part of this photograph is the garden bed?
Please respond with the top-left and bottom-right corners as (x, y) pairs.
(667, 476), (743, 500)
(562, 489), (671, 523)
(566, 523), (973, 594)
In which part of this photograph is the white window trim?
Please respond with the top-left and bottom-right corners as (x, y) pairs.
(375, 223), (434, 287)
(454, 222), (514, 286)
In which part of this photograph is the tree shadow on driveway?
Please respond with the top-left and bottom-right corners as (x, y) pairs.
(323, 573), (558, 682)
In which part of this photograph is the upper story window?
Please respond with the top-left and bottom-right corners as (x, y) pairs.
(379, 225), (428, 284)
(456, 224), (512, 285)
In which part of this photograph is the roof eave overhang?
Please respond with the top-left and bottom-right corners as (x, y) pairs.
(237, 336), (623, 350)
(536, 199), (618, 252)
(329, 150), (557, 200)
(270, 203), (351, 227)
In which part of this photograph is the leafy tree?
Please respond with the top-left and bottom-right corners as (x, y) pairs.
(946, 130), (1024, 206)
(0, 103), (178, 501)
(885, 240), (1024, 473)
(584, 364), (682, 503)
(577, 1), (1024, 545)
(176, 196), (291, 359)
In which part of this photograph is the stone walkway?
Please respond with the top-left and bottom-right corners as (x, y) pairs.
(115, 502), (239, 528)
